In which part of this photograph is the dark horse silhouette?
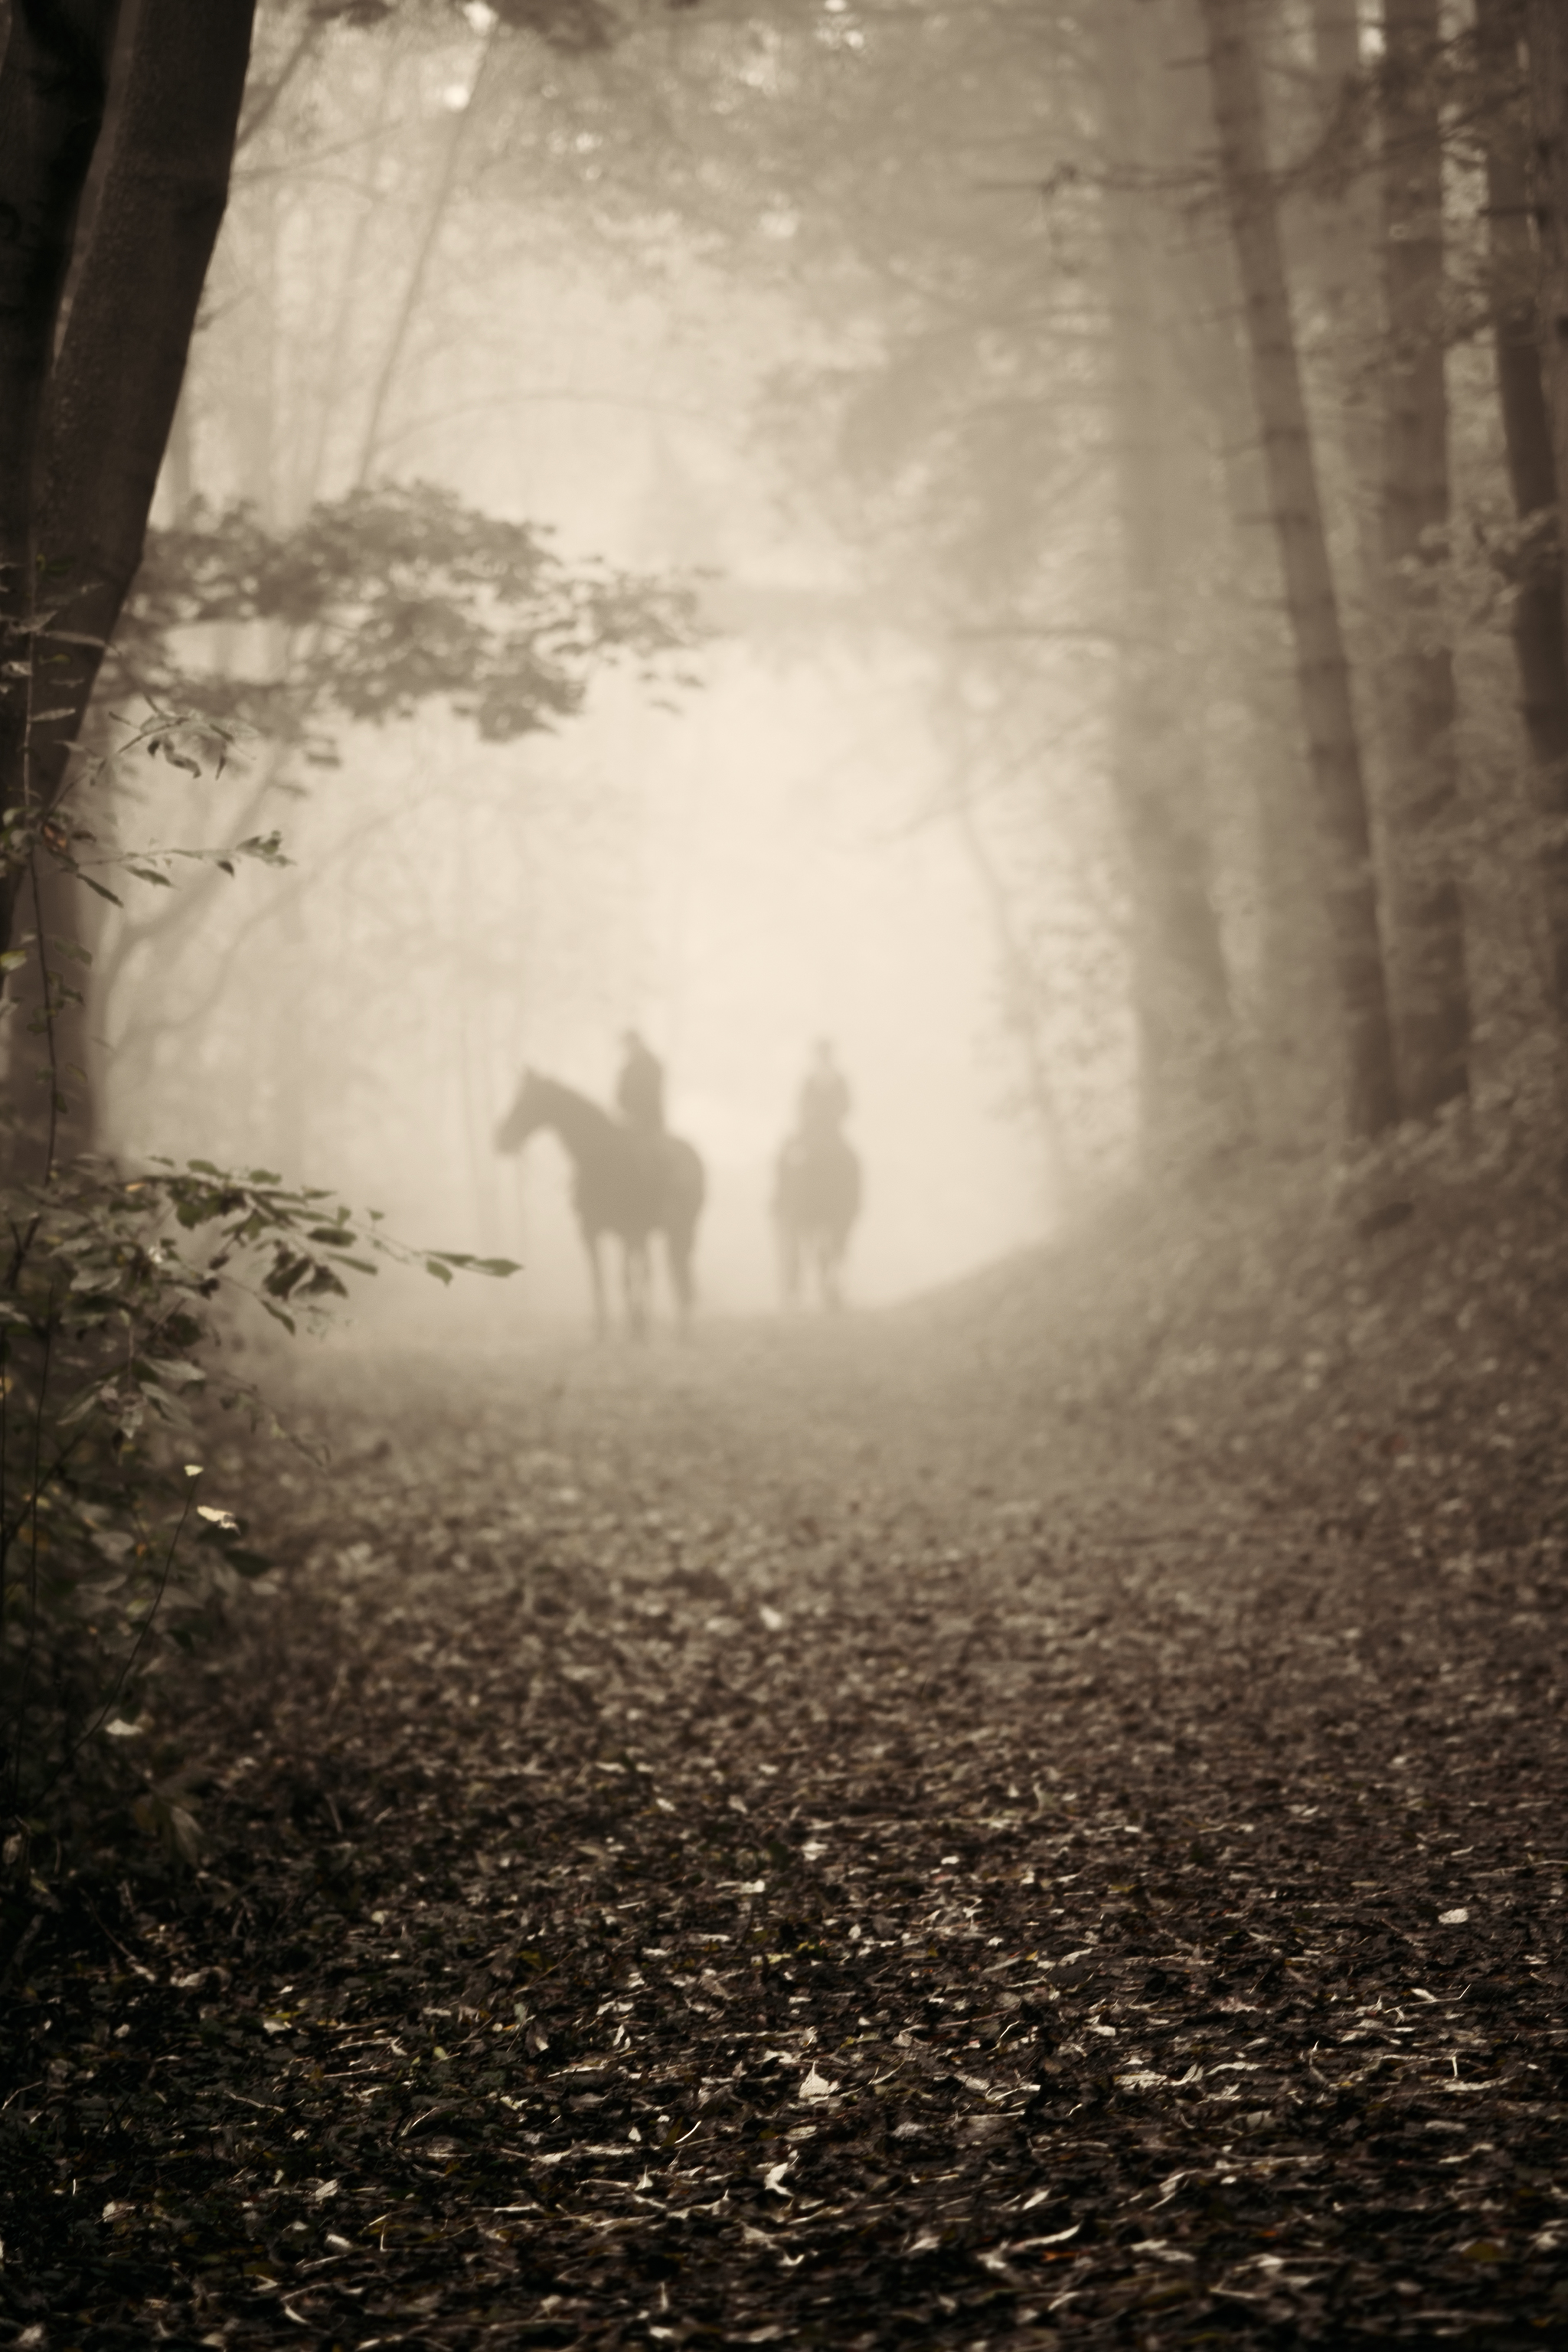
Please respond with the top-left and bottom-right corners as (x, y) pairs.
(773, 1129), (861, 1310)
(495, 1070), (704, 1338)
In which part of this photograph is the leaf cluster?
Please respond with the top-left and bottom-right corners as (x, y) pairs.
(108, 481), (704, 766)
(0, 1158), (517, 1856)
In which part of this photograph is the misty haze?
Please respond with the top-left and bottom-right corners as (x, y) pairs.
(3, 1), (1568, 2343)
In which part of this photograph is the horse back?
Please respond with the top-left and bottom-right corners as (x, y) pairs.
(574, 1128), (703, 1244)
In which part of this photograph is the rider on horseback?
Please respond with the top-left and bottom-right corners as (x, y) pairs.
(616, 1030), (665, 1134)
(776, 1041), (860, 1309)
(796, 1038), (849, 1145)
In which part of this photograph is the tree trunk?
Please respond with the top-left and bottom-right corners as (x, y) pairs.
(27, 0), (256, 825)
(1478, 0), (1568, 1021)
(0, 0), (120, 977)
(1197, 0), (1401, 1141)
(1171, 139), (1341, 1156)
(1526, 2), (1568, 687)
(1377, 0), (1470, 1116)
(936, 679), (1075, 1217)
(1305, 0), (1383, 617)
(1099, 0), (1253, 1178)
(0, 0), (256, 1180)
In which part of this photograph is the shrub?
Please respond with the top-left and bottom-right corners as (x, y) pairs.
(0, 1152), (514, 1876)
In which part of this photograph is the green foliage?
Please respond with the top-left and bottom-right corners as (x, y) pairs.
(0, 1155), (517, 1860)
(109, 480), (704, 765)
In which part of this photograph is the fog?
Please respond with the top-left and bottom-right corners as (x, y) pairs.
(97, 19), (1133, 1333)
(15, 0), (1552, 1359)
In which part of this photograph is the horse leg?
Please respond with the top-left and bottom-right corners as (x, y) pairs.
(625, 1239), (649, 1342)
(781, 1221), (801, 1310)
(666, 1231), (693, 1337)
(586, 1229), (607, 1339)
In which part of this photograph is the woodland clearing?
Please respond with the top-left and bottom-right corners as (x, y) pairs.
(3, 1162), (1567, 2349)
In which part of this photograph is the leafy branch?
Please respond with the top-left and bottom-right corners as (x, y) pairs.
(107, 479), (706, 763)
(0, 1151), (517, 1853)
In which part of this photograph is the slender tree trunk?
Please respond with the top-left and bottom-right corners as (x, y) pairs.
(1311, 0), (1358, 93)
(1099, 0), (1253, 1177)
(1198, 0), (1401, 1140)
(353, 24), (495, 483)
(1377, 0), (1470, 1116)
(1305, 0), (1383, 614)
(1173, 147), (1341, 1154)
(1478, 0), (1568, 1020)
(935, 686), (1073, 1217)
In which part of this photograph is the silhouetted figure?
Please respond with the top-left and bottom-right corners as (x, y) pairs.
(616, 1029), (665, 1134)
(797, 1037), (850, 1145)
(776, 1040), (860, 1310)
(496, 1068), (704, 1340)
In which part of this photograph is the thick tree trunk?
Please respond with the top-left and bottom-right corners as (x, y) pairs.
(1198, 0), (1401, 1141)
(1478, 0), (1568, 1021)
(1377, 0), (1470, 1116)
(0, 0), (255, 1179)
(1526, 2), (1568, 697)
(28, 0), (256, 822)
(1099, 0), (1253, 1178)
(0, 0), (120, 972)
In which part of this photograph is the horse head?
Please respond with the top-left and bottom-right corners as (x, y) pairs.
(495, 1067), (547, 1155)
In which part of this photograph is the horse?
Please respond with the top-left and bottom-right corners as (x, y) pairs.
(773, 1129), (861, 1310)
(495, 1068), (705, 1340)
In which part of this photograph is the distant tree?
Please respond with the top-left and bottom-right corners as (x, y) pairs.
(1526, 2), (1568, 738)
(1198, 0), (1401, 1141)
(1377, 0), (1471, 1117)
(1475, 0), (1568, 1023)
(1098, 0), (1253, 1173)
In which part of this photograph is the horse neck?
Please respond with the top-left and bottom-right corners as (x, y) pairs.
(537, 1080), (615, 1163)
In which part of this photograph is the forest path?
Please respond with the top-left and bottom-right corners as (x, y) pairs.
(8, 1305), (1568, 2347)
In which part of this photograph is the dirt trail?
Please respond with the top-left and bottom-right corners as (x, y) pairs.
(5, 1308), (1566, 2347)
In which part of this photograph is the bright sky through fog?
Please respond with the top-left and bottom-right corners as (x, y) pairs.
(124, 128), (1057, 1331)
(358, 256), (1054, 1321)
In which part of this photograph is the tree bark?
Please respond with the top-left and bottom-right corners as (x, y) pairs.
(1526, 2), (1568, 686)
(27, 0), (256, 823)
(0, 0), (121, 967)
(1377, 0), (1470, 1116)
(1197, 0), (1401, 1141)
(0, 0), (256, 1178)
(1099, 0), (1253, 1177)
(1478, 0), (1568, 1021)
(1304, 0), (1383, 616)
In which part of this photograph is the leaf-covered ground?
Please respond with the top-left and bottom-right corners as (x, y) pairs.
(5, 1181), (1568, 2347)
